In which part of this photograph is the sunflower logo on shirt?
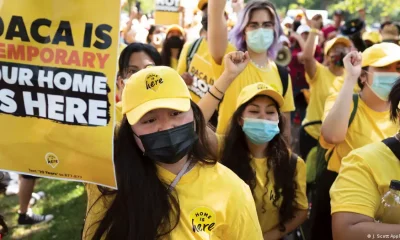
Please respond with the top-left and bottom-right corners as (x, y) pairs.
(189, 206), (216, 234)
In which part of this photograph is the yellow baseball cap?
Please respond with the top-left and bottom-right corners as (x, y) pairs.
(362, 42), (400, 67)
(236, 83), (284, 110)
(166, 24), (184, 36)
(324, 36), (352, 55)
(198, 0), (208, 11)
(122, 66), (191, 125)
(362, 31), (382, 44)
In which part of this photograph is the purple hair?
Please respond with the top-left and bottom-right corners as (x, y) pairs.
(229, 0), (283, 60)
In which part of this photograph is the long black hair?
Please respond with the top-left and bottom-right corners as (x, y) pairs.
(87, 101), (216, 240)
(161, 36), (184, 68)
(0, 173), (8, 237)
(389, 77), (400, 122)
(220, 95), (297, 232)
(146, 25), (157, 44)
(118, 43), (162, 78)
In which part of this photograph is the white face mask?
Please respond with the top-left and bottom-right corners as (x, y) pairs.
(246, 28), (274, 53)
(367, 72), (400, 101)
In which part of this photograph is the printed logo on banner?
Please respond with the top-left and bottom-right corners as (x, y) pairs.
(155, 0), (179, 12)
(189, 206), (216, 235)
(145, 73), (164, 91)
(45, 152), (59, 168)
(188, 55), (214, 100)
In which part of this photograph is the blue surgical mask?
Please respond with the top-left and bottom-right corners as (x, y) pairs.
(246, 29), (274, 53)
(368, 72), (400, 101)
(242, 118), (280, 144)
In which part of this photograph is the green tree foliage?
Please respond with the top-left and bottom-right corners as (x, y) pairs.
(330, 0), (400, 23)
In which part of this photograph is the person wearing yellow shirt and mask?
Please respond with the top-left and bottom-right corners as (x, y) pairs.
(311, 43), (400, 240)
(208, 0), (295, 143)
(161, 25), (185, 70)
(177, 0), (235, 127)
(299, 20), (352, 159)
(198, 51), (308, 240)
(330, 78), (400, 240)
(115, 43), (162, 122)
(83, 66), (263, 240)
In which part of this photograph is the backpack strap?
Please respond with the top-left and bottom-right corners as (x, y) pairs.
(302, 120), (322, 129)
(276, 64), (289, 97)
(348, 94), (359, 126)
(186, 37), (203, 73)
(382, 137), (400, 160)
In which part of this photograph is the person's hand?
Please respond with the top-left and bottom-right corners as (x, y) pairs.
(263, 230), (281, 240)
(224, 51), (250, 79)
(181, 72), (194, 86)
(343, 51), (362, 80)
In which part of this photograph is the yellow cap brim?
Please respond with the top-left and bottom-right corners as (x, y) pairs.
(125, 98), (190, 125)
(362, 55), (400, 67)
(324, 37), (352, 55)
(237, 89), (285, 109)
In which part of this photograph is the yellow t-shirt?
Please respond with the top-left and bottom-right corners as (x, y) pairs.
(330, 141), (400, 219)
(331, 76), (362, 95)
(171, 57), (178, 70)
(251, 157), (308, 233)
(216, 61), (296, 134)
(302, 62), (343, 140)
(83, 162), (263, 240)
(320, 94), (398, 173)
(177, 39), (236, 103)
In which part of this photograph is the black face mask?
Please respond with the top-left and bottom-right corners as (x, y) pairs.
(331, 52), (347, 67)
(167, 36), (184, 49)
(201, 15), (208, 32)
(136, 122), (198, 164)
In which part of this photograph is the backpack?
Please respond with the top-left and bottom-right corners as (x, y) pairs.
(186, 38), (291, 98)
(306, 94), (359, 184)
(382, 137), (400, 160)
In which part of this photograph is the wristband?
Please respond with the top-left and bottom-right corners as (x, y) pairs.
(310, 28), (320, 34)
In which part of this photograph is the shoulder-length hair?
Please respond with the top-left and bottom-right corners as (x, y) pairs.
(220, 95), (297, 232)
(229, 0), (283, 60)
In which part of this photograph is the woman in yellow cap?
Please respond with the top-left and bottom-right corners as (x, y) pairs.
(161, 24), (185, 69)
(198, 51), (308, 239)
(330, 77), (400, 239)
(311, 43), (400, 240)
(82, 63), (263, 239)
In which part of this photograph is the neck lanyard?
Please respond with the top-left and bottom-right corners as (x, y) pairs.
(168, 159), (193, 192)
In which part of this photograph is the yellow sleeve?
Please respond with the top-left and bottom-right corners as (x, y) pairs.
(228, 184), (264, 240)
(176, 42), (191, 75)
(295, 157), (309, 210)
(82, 184), (114, 240)
(330, 152), (381, 218)
(281, 75), (296, 113)
(321, 93), (338, 121)
(305, 61), (323, 85)
(331, 76), (361, 95)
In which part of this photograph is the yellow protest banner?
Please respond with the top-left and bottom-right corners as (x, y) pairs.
(188, 54), (215, 103)
(155, 0), (181, 26)
(0, 0), (119, 189)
